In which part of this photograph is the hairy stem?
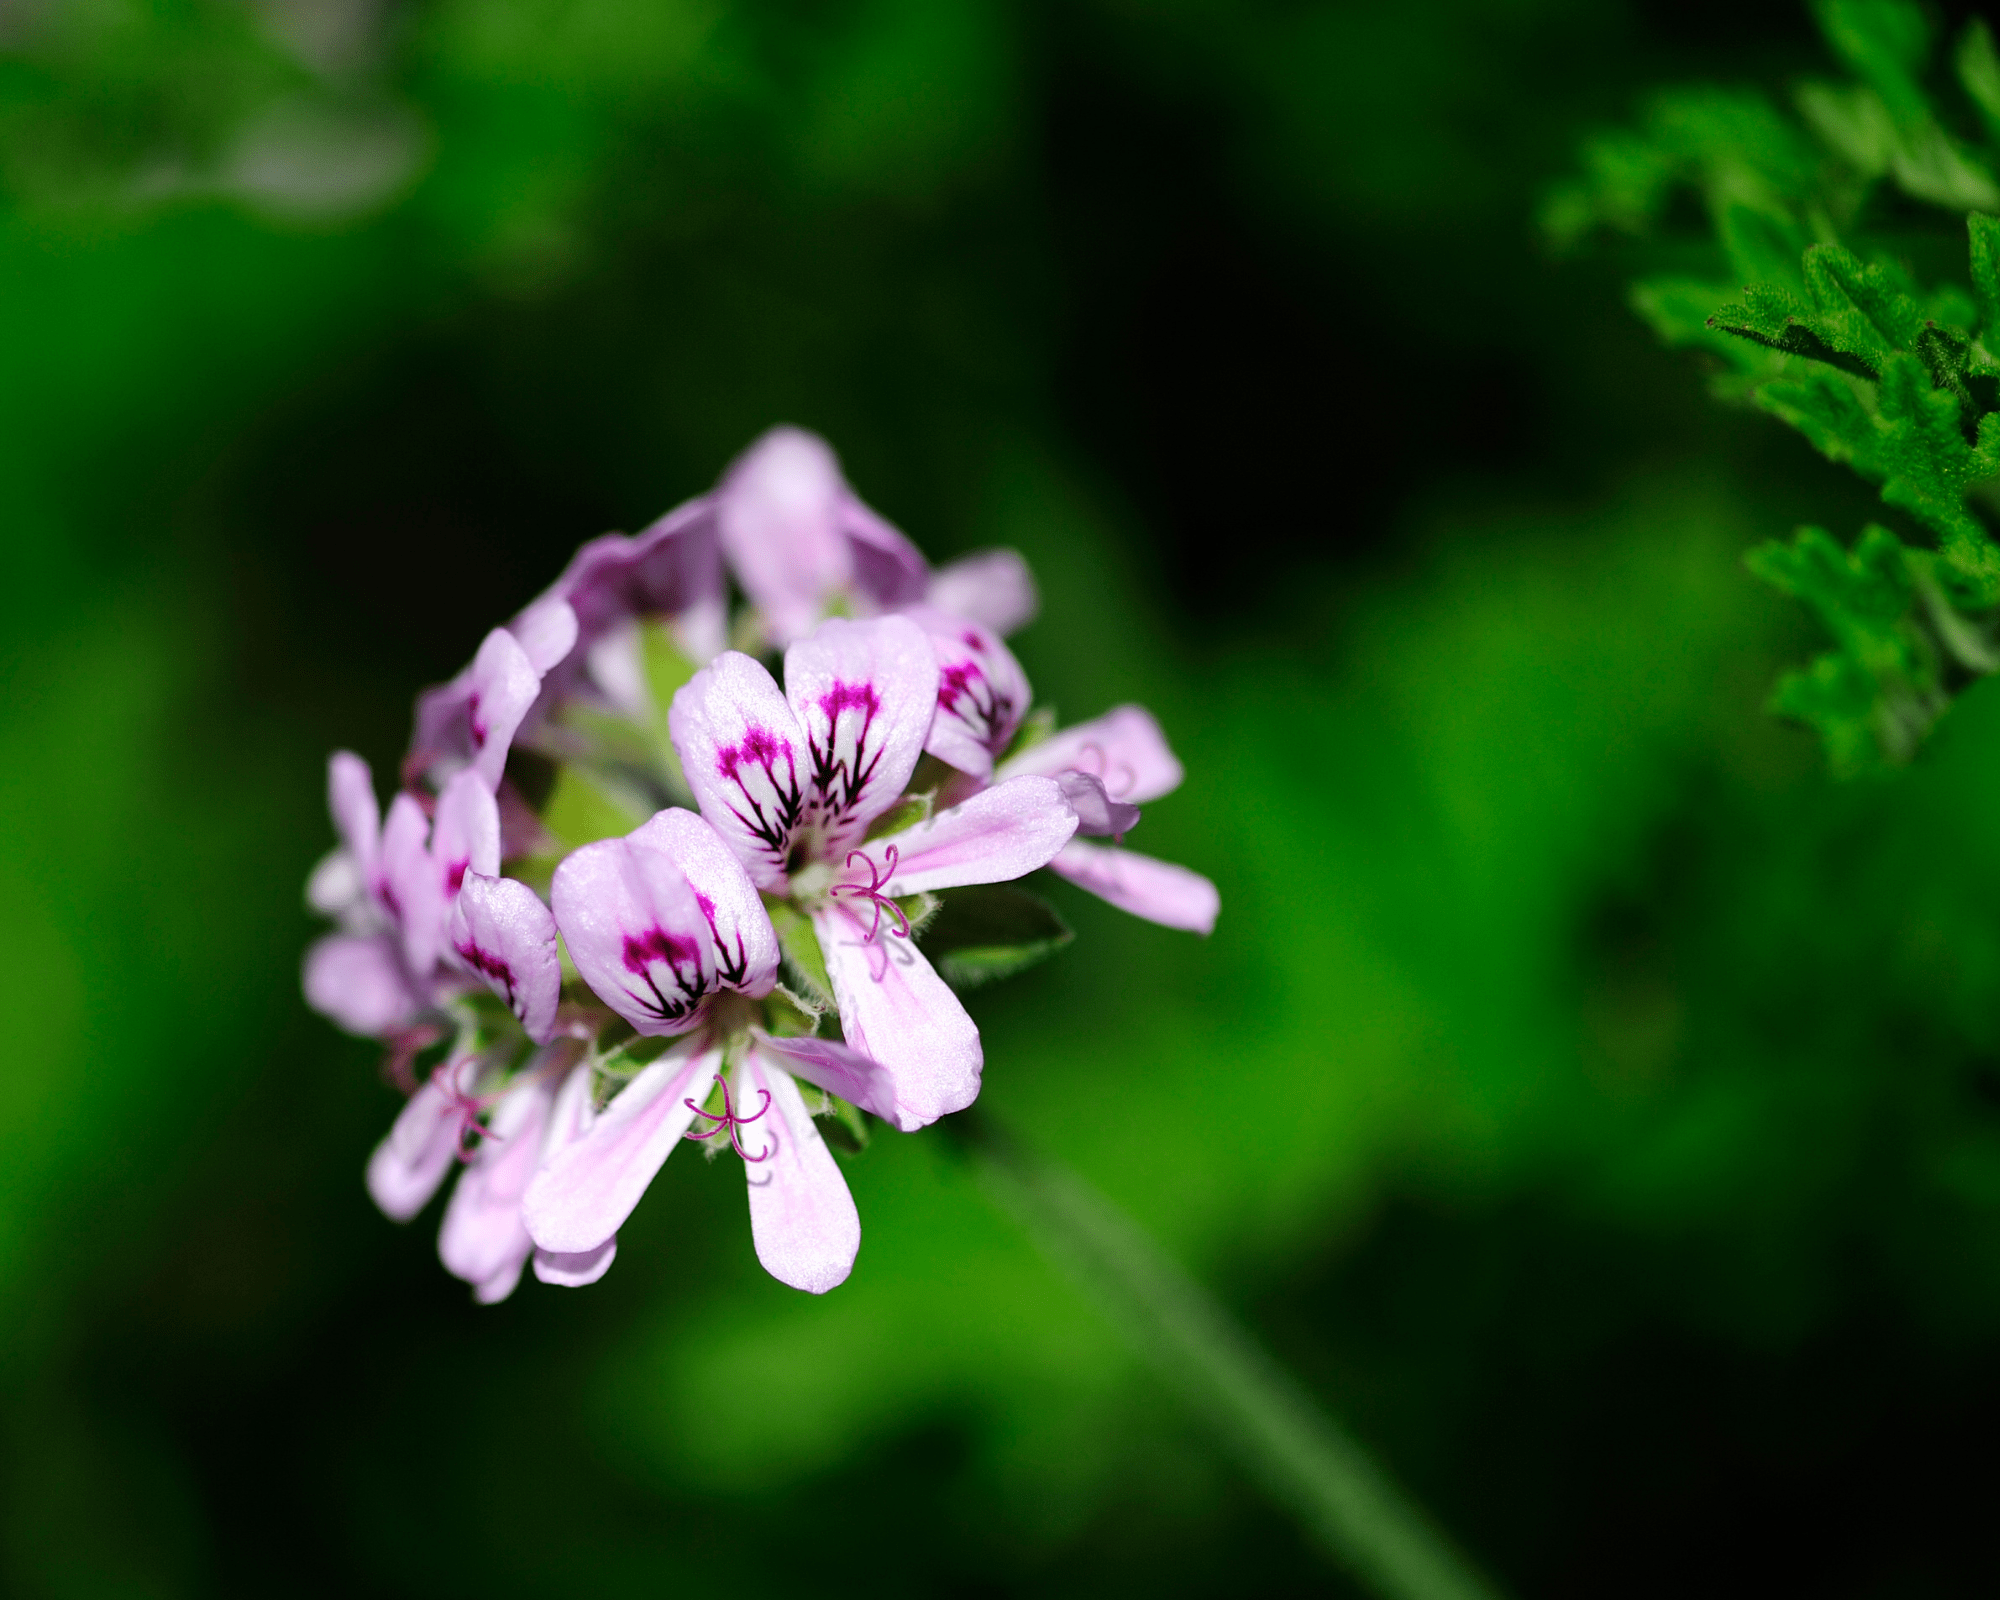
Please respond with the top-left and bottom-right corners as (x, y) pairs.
(960, 1116), (1504, 1600)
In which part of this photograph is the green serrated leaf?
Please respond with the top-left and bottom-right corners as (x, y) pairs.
(1746, 523), (1947, 770)
(765, 898), (834, 1008)
(1805, 244), (1925, 365)
(920, 884), (1073, 992)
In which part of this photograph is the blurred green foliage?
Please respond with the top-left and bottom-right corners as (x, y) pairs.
(1550, 0), (2000, 774)
(3, 1), (1999, 1596)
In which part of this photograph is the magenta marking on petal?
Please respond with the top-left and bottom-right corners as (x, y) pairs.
(456, 938), (520, 1014)
(936, 654), (1014, 756)
(690, 890), (750, 990)
(714, 723), (805, 867)
(445, 856), (470, 897)
(619, 926), (709, 1025)
(683, 1075), (775, 1162)
(809, 680), (883, 810)
(468, 690), (488, 750)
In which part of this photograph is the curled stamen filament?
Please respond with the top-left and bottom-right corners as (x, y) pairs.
(433, 1057), (505, 1163)
(828, 844), (911, 944)
(1075, 741), (1138, 800)
(684, 1073), (774, 1163)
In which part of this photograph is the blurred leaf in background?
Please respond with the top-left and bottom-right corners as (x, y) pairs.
(2, 2), (1999, 1597)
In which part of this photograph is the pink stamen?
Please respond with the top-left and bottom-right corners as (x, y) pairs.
(1075, 740), (1138, 799)
(432, 1056), (505, 1163)
(683, 1073), (774, 1162)
(380, 1023), (445, 1095)
(827, 844), (911, 944)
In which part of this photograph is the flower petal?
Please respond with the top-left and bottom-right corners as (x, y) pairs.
(668, 651), (810, 891)
(438, 1071), (554, 1294)
(521, 1043), (721, 1254)
(476, 1260), (528, 1304)
(306, 847), (366, 922)
(328, 751), (380, 875)
(904, 604), (1031, 779)
(365, 1072), (462, 1222)
(533, 1238), (618, 1287)
(303, 933), (418, 1038)
(511, 596), (579, 676)
(631, 807), (780, 998)
(1048, 841), (1219, 934)
(755, 1032), (896, 1124)
(408, 625), (543, 793)
(925, 548), (1037, 635)
(1055, 771), (1141, 838)
(450, 873), (562, 1043)
(551, 834), (718, 1035)
(995, 704), (1184, 803)
(783, 614), (937, 854)
(840, 497), (929, 611)
(737, 1052), (860, 1294)
(717, 427), (854, 645)
(810, 903), (981, 1131)
(866, 775), (1077, 896)
(431, 768), (501, 898)
(380, 793), (445, 977)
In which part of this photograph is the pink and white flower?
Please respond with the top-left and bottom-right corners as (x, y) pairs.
(521, 806), (893, 1292)
(668, 614), (1080, 1127)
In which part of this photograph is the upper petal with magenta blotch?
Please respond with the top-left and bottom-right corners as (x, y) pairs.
(669, 650), (810, 890)
(630, 807), (780, 998)
(783, 614), (937, 859)
(551, 834), (718, 1035)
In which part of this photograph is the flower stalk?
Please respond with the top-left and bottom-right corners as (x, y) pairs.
(962, 1114), (1504, 1600)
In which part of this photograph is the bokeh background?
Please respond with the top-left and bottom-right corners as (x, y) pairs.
(5, 0), (2000, 1593)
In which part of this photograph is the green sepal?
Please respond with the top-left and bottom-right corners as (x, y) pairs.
(764, 898), (834, 1008)
(918, 883), (1073, 992)
(898, 891), (940, 940)
(808, 1088), (871, 1154)
(864, 789), (934, 842)
(762, 983), (823, 1038)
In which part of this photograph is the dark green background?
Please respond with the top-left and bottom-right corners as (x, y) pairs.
(3, 1), (1996, 1593)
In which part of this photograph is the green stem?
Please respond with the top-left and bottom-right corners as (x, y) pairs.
(961, 1116), (1504, 1600)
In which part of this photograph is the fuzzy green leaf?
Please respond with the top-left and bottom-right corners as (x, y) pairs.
(1746, 524), (1945, 770)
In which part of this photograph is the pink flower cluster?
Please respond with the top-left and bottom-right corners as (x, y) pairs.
(304, 426), (1218, 1302)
